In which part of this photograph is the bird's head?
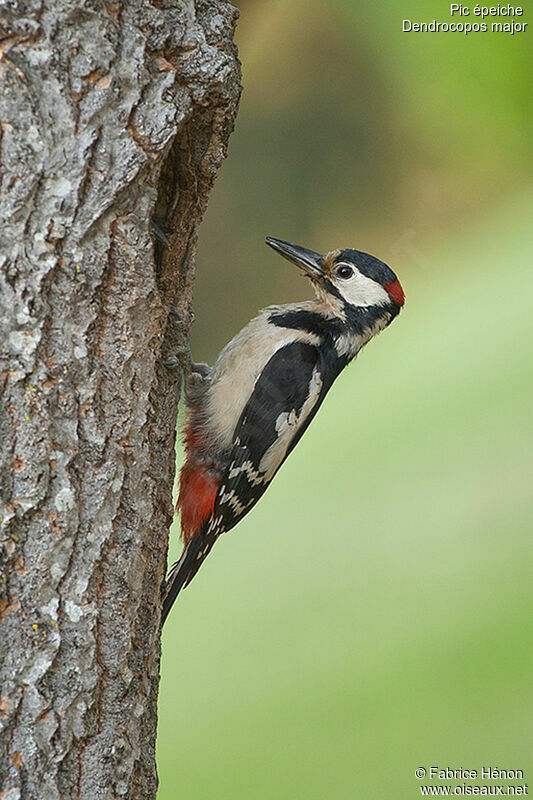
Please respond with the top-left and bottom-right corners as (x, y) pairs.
(266, 236), (405, 316)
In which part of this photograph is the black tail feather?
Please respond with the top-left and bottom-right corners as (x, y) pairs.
(161, 533), (214, 625)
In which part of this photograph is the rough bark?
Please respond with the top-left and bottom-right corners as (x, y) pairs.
(0, 1), (241, 798)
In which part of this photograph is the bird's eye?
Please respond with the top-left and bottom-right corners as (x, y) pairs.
(336, 264), (354, 279)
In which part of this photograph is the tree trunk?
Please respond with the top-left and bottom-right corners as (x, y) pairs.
(0, 1), (241, 797)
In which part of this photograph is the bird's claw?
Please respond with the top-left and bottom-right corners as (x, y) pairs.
(157, 357), (180, 368)
(158, 308), (211, 401)
(184, 368), (211, 404)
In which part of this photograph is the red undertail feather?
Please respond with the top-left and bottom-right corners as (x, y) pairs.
(177, 409), (220, 546)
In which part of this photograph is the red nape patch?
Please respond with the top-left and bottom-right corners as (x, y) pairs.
(384, 278), (405, 307)
(177, 461), (219, 546)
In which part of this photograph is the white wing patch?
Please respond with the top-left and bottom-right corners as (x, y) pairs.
(218, 487), (248, 516)
(228, 459), (264, 487)
(204, 307), (321, 452)
(258, 366), (323, 481)
(207, 514), (224, 536)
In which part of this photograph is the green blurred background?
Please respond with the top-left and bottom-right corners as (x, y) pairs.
(158, 1), (533, 797)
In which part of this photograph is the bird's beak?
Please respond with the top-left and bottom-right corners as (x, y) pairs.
(266, 237), (324, 279)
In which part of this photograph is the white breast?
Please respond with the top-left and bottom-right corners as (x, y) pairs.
(203, 305), (320, 452)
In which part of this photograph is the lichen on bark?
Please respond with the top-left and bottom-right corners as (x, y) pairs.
(0, 1), (241, 797)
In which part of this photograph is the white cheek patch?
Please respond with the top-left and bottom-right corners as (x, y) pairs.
(336, 268), (390, 308)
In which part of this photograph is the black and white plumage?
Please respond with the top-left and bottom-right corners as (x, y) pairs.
(161, 237), (405, 624)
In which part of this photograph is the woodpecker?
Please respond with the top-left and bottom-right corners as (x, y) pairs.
(162, 237), (405, 624)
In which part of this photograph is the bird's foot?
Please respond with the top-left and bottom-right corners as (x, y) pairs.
(157, 357), (180, 368)
(184, 362), (211, 404)
(158, 309), (211, 402)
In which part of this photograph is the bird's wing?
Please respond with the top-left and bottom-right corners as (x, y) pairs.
(162, 341), (329, 622)
(212, 340), (328, 534)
